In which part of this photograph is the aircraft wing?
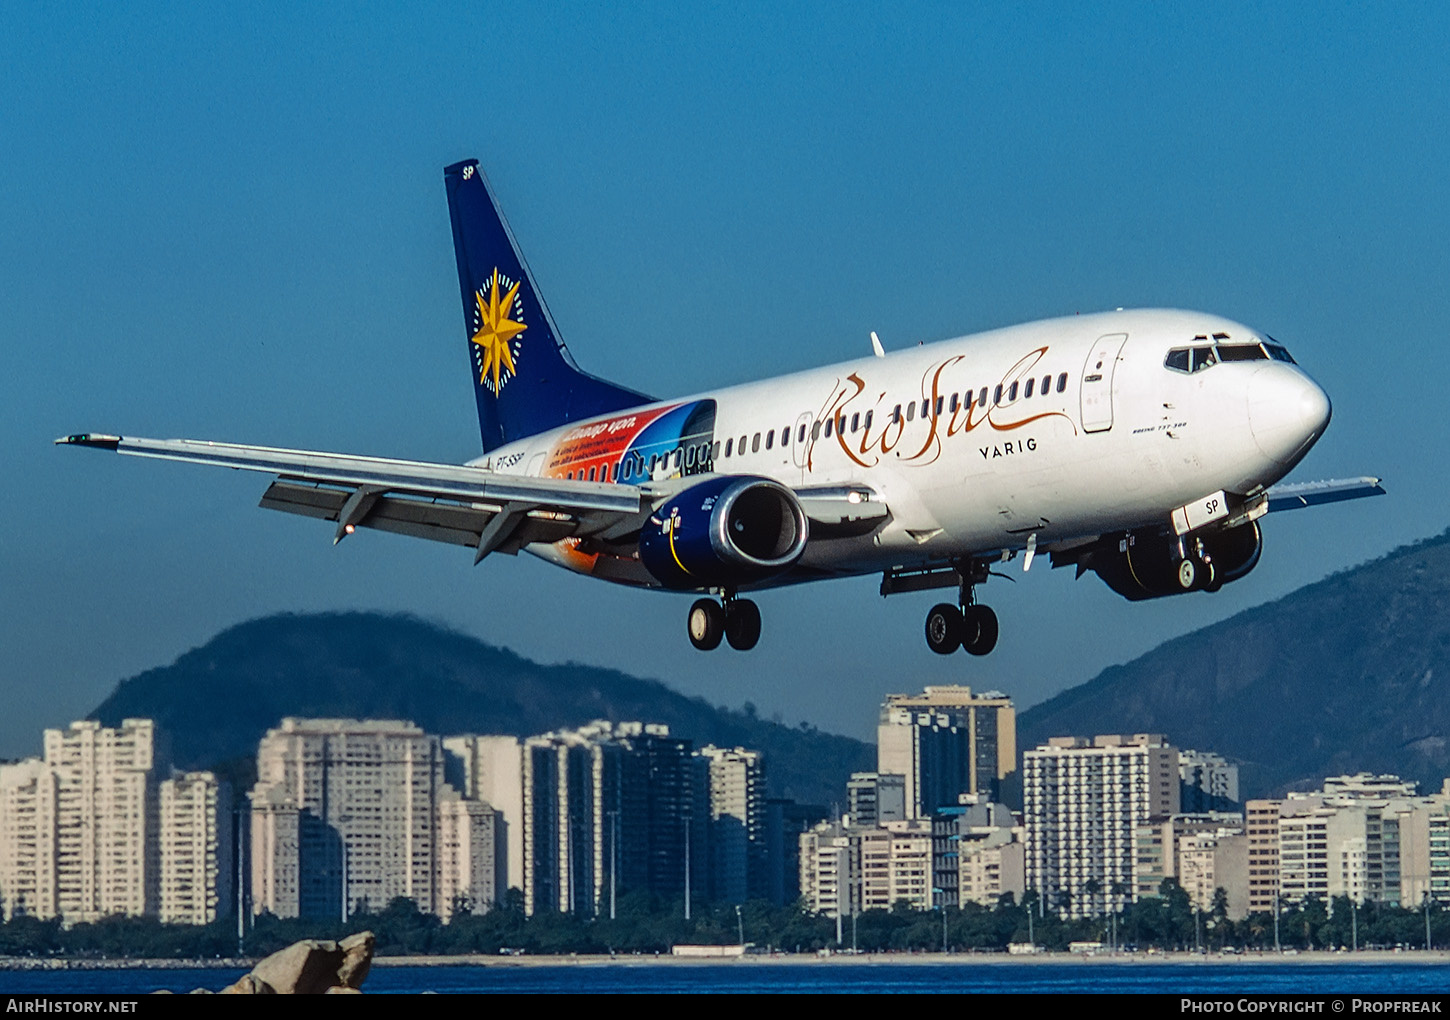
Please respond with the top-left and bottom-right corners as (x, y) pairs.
(1264, 476), (1385, 513)
(56, 433), (650, 562)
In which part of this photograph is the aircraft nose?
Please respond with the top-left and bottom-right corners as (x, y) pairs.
(1248, 369), (1332, 465)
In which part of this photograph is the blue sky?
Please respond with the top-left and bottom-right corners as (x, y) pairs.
(2, 3), (1446, 756)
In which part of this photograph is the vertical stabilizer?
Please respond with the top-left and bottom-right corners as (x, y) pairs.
(444, 159), (652, 452)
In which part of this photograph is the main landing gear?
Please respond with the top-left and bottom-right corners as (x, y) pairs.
(688, 594), (761, 652)
(923, 568), (998, 657)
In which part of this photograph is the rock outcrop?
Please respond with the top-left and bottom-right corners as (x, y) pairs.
(217, 931), (375, 994)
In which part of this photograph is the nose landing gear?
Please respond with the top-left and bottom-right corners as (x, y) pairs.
(688, 593), (761, 652)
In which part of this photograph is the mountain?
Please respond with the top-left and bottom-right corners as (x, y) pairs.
(1019, 529), (1450, 797)
(89, 612), (870, 807)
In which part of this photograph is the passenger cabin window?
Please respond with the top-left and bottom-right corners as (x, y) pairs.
(905, 402), (915, 422)
(934, 396), (944, 415)
(751, 433), (760, 453)
(824, 417), (833, 437)
(765, 430), (774, 450)
(798, 423), (808, 443)
(864, 410), (873, 430)
(1008, 381), (1018, 402)
(948, 393), (958, 412)
(1055, 374), (1067, 394)
(739, 434), (747, 453)
(781, 426), (790, 445)
(979, 387), (989, 406)
(892, 404), (902, 423)
(1024, 378), (1035, 399)
(993, 384), (1002, 405)
(1040, 375), (1050, 395)
(725, 438), (733, 457)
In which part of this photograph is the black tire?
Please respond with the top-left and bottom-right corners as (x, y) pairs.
(724, 599), (761, 651)
(924, 603), (963, 655)
(962, 605), (999, 656)
(687, 598), (724, 651)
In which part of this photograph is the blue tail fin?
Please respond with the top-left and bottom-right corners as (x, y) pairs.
(444, 159), (652, 452)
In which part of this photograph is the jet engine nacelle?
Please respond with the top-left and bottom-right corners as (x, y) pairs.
(638, 475), (809, 590)
(1090, 521), (1262, 601)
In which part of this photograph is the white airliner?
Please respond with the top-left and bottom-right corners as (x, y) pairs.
(59, 159), (1383, 655)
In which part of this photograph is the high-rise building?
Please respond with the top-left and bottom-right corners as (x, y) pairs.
(846, 772), (906, 828)
(1246, 798), (1282, 915)
(859, 820), (934, 911)
(434, 786), (502, 920)
(522, 721), (705, 917)
(442, 735), (523, 894)
(877, 686), (1015, 817)
(1248, 774), (1445, 913)
(1134, 812), (1243, 902)
(46, 719), (162, 923)
(699, 746), (766, 904)
(1179, 750), (1241, 814)
(933, 795), (1023, 908)
(0, 759), (59, 920)
(158, 771), (232, 925)
(1175, 827), (1249, 919)
(1023, 734), (1179, 918)
(248, 718), (483, 919)
(764, 798), (828, 907)
(799, 820), (856, 919)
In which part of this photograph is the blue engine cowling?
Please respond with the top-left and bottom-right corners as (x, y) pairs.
(638, 476), (809, 590)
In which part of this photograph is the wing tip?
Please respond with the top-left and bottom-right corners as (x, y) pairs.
(55, 433), (121, 450)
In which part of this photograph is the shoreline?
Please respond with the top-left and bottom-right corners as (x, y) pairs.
(3, 949), (1447, 971)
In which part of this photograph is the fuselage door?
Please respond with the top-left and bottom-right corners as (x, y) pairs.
(1080, 333), (1128, 433)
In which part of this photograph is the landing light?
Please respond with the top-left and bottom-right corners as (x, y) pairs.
(344, 524), (355, 535)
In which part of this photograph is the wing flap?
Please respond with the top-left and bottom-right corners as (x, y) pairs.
(259, 480), (624, 554)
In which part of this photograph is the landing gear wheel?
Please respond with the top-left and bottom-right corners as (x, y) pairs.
(1203, 562), (1222, 593)
(724, 599), (761, 651)
(961, 604), (999, 656)
(687, 598), (725, 651)
(925, 603), (963, 655)
(1176, 558), (1198, 591)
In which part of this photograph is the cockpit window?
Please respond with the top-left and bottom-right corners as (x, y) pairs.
(1190, 346), (1217, 372)
(1264, 343), (1296, 364)
(1164, 348), (1191, 373)
(1165, 346), (1219, 373)
(1216, 343), (1269, 362)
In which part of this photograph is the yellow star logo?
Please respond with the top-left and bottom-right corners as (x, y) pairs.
(470, 269), (527, 392)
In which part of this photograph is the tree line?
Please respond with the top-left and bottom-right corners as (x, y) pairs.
(1, 882), (1447, 959)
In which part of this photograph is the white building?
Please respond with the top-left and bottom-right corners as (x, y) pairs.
(249, 717), (482, 919)
(45, 719), (161, 923)
(442, 735), (522, 896)
(1023, 734), (1180, 918)
(158, 771), (232, 925)
(434, 787), (502, 921)
(0, 759), (59, 920)
(798, 821), (856, 919)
